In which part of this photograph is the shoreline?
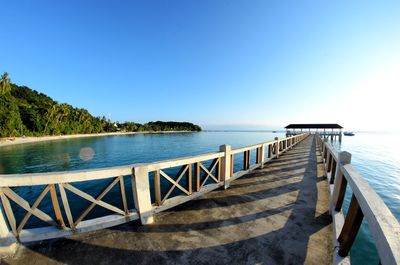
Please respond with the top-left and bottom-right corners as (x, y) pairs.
(0, 131), (197, 147)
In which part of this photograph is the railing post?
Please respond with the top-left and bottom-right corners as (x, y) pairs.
(260, 144), (266, 168)
(338, 194), (364, 257)
(274, 137), (279, 158)
(323, 139), (328, 162)
(331, 151), (352, 212)
(219, 144), (232, 189)
(132, 165), (154, 225)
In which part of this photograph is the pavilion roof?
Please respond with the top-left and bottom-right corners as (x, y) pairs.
(285, 124), (343, 129)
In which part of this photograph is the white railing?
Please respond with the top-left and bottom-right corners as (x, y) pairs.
(0, 133), (307, 252)
(316, 135), (400, 265)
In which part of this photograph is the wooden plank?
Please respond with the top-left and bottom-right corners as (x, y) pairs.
(230, 143), (263, 155)
(187, 164), (192, 194)
(341, 164), (400, 265)
(154, 170), (162, 206)
(194, 162), (200, 192)
(332, 172), (348, 211)
(49, 184), (65, 228)
(199, 160), (219, 187)
(255, 148), (260, 164)
(338, 194), (364, 257)
(161, 165), (189, 204)
(118, 176), (128, 214)
(218, 158), (222, 181)
(18, 212), (139, 243)
(331, 151), (352, 212)
(230, 154), (234, 177)
(0, 165), (133, 187)
(147, 152), (224, 171)
(131, 165), (154, 225)
(159, 170), (190, 196)
(73, 177), (121, 226)
(63, 183), (125, 216)
(0, 191), (17, 236)
(59, 183), (75, 229)
(327, 153), (333, 173)
(247, 150), (250, 168)
(243, 150), (249, 170)
(330, 160), (337, 184)
(17, 185), (50, 234)
(1, 187), (56, 227)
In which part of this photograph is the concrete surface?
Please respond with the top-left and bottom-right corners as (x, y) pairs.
(1, 135), (332, 265)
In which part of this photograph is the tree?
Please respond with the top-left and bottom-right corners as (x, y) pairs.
(0, 72), (11, 95)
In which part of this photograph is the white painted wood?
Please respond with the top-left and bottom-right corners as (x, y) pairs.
(0, 165), (133, 187)
(0, 187), (57, 227)
(317, 134), (400, 265)
(17, 185), (51, 233)
(71, 177), (122, 225)
(332, 210), (351, 265)
(132, 165), (154, 225)
(199, 162), (219, 186)
(260, 144), (266, 168)
(155, 182), (224, 213)
(341, 164), (400, 265)
(0, 200), (10, 238)
(159, 168), (190, 196)
(17, 211), (139, 243)
(0, 192), (17, 237)
(59, 183), (75, 229)
(275, 137), (280, 158)
(147, 152), (224, 171)
(220, 144), (232, 189)
(161, 165), (189, 204)
(0, 132), (308, 247)
(331, 151), (352, 213)
(230, 143), (263, 155)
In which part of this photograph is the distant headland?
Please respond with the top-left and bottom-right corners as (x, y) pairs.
(0, 72), (201, 139)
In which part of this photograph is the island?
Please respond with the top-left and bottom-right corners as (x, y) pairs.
(0, 72), (201, 139)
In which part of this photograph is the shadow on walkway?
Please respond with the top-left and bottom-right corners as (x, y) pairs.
(4, 136), (332, 265)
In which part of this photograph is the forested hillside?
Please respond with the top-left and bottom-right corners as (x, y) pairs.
(0, 73), (201, 137)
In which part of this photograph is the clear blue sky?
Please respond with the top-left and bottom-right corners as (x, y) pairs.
(1, 1), (400, 130)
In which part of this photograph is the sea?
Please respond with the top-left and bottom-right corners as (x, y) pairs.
(0, 131), (398, 264)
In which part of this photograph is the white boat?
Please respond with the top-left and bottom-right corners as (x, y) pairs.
(343, 132), (355, 136)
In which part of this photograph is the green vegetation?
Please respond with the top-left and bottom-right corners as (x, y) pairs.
(0, 73), (201, 137)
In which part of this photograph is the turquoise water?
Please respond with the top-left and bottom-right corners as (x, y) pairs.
(330, 132), (400, 264)
(0, 131), (398, 264)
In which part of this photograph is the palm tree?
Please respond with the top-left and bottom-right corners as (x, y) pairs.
(0, 72), (11, 95)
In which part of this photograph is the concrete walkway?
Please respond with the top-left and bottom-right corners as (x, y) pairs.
(2, 135), (332, 265)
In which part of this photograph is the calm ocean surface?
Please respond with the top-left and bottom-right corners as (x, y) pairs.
(0, 131), (399, 264)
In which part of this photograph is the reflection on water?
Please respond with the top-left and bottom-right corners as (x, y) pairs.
(79, 147), (95, 161)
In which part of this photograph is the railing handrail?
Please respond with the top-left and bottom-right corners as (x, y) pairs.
(0, 165), (134, 187)
(0, 134), (307, 186)
(341, 164), (400, 265)
(0, 133), (308, 251)
(316, 134), (400, 265)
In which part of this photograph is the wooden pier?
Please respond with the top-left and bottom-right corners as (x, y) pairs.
(0, 134), (399, 264)
(286, 124), (343, 142)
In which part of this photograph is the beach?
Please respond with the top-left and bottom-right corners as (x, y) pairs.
(0, 131), (195, 147)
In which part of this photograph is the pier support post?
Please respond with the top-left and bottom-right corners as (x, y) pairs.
(260, 144), (266, 168)
(132, 165), (154, 225)
(219, 144), (232, 189)
(0, 199), (17, 256)
(274, 137), (279, 158)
